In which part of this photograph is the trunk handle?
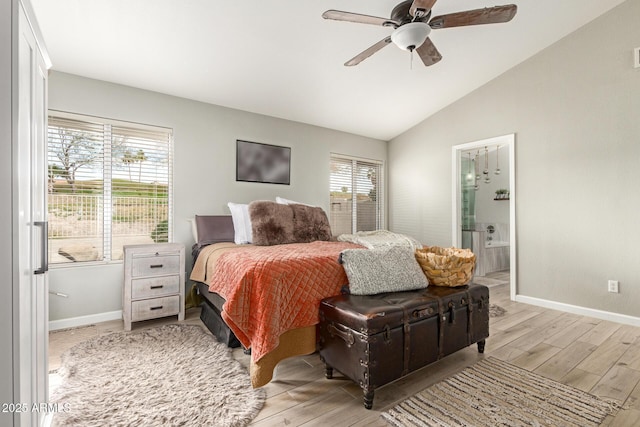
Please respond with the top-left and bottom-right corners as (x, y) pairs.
(328, 323), (355, 347)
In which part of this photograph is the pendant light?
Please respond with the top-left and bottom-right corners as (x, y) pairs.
(466, 152), (474, 184)
(494, 144), (501, 175)
(483, 146), (491, 184)
(473, 151), (480, 190)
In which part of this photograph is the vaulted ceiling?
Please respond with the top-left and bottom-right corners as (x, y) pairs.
(31, 0), (627, 140)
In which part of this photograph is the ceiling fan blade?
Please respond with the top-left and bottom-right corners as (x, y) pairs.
(322, 10), (399, 27)
(345, 37), (393, 67)
(429, 5), (517, 29)
(409, 0), (438, 18)
(416, 37), (442, 66)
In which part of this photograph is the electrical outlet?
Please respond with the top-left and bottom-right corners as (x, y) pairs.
(634, 47), (640, 69)
(608, 280), (619, 293)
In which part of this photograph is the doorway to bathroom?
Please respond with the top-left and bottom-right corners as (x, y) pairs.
(452, 134), (516, 299)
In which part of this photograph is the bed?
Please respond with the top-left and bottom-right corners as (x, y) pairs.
(189, 201), (362, 388)
(189, 201), (426, 388)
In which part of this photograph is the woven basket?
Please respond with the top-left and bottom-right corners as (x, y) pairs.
(415, 246), (476, 287)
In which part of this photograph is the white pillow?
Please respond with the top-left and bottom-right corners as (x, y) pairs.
(275, 196), (313, 206)
(189, 218), (197, 242)
(227, 202), (253, 244)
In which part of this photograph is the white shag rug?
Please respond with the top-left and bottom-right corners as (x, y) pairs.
(51, 324), (265, 427)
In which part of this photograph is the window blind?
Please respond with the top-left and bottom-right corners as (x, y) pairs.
(47, 112), (173, 264)
(329, 154), (383, 235)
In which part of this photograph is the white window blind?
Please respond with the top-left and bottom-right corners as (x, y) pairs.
(47, 112), (173, 264)
(329, 154), (383, 235)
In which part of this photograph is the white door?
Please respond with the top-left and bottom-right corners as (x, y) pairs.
(17, 3), (49, 425)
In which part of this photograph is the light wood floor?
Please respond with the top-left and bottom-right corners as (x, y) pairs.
(49, 278), (640, 426)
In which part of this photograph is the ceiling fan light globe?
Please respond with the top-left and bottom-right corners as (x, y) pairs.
(390, 22), (431, 51)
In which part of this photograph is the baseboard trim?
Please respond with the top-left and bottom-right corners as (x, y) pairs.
(49, 297), (640, 330)
(515, 295), (640, 327)
(49, 310), (123, 331)
(43, 412), (54, 427)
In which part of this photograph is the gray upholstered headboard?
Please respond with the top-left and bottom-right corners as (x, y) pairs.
(194, 215), (235, 248)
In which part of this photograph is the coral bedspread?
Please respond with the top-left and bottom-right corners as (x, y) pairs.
(200, 241), (362, 364)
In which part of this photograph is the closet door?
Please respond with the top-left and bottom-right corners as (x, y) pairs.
(16, 1), (50, 425)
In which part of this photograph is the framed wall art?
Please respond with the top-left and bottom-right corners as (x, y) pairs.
(236, 140), (291, 185)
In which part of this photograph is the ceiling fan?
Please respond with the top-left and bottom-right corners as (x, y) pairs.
(322, 0), (517, 67)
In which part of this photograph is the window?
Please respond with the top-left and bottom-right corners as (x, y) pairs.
(47, 112), (173, 264)
(329, 154), (383, 235)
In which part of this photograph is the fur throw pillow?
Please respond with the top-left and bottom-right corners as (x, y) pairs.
(248, 201), (295, 246)
(249, 201), (332, 246)
(290, 203), (332, 243)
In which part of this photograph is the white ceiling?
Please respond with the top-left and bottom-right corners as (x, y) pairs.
(31, 0), (626, 141)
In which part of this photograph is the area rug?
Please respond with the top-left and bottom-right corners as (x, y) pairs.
(381, 357), (619, 427)
(472, 276), (508, 288)
(51, 324), (265, 427)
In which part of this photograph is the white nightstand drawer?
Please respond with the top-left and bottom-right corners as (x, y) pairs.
(132, 254), (180, 277)
(131, 275), (180, 300)
(131, 295), (180, 322)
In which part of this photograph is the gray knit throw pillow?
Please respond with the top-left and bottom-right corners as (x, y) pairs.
(339, 246), (428, 295)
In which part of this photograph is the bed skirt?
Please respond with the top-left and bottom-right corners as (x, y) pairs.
(250, 325), (317, 388)
(196, 280), (317, 387)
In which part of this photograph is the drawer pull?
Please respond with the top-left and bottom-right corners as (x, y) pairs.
(150, 306), (164, 311)
(150, 285), (164, 290)
(150, 264), (164, 269)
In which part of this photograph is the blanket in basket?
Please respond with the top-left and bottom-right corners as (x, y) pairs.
(337, 230), (423, 251)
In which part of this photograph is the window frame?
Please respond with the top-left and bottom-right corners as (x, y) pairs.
(47, 110), (174, 267)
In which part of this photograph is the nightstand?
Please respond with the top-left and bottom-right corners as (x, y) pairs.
(123, 243), (185, 331)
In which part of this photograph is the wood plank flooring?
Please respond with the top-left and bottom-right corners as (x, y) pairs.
(49, 278), (640, 426)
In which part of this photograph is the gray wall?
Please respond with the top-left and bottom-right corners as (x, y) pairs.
(48, 71), (387, 322)
(388, 0), (640, 317)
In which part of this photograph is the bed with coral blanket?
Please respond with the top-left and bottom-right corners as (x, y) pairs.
(190, 239), (362, 387)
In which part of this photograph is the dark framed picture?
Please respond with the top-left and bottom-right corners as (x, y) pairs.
(236, 140), (291, 185)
